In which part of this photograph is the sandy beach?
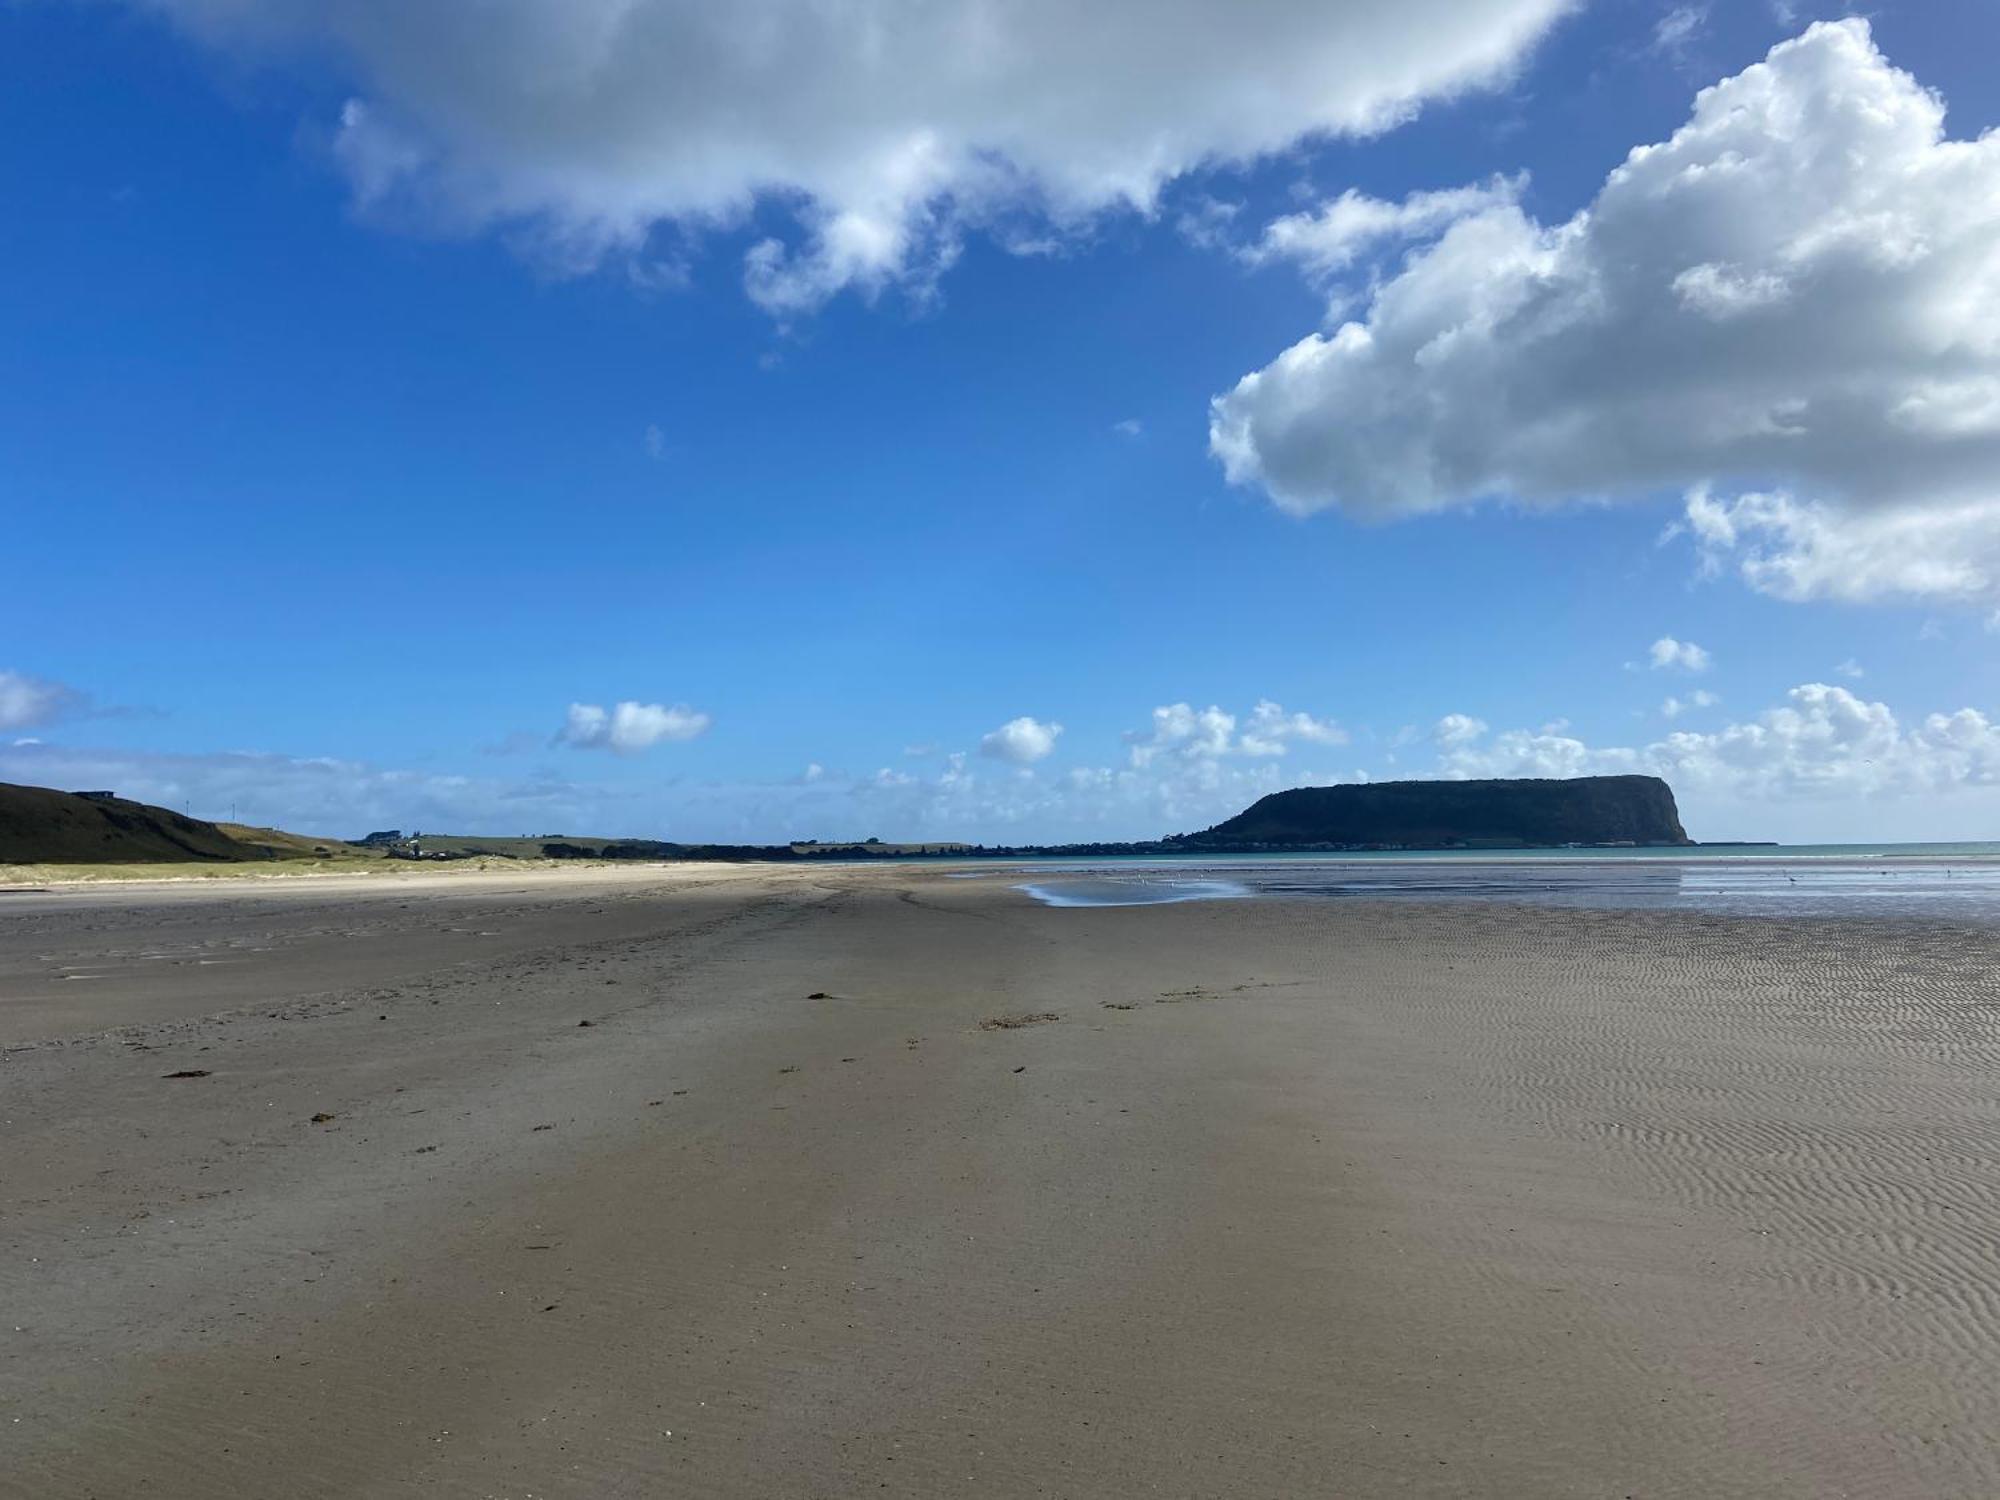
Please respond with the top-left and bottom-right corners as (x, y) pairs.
(4, 863), (1999, 1497)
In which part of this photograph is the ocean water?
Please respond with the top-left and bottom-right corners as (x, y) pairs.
(1002, 842), (2000, 921)
(1014, 876), (1255, 908)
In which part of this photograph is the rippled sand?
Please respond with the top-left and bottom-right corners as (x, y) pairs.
(3, 867), (1997, 1496)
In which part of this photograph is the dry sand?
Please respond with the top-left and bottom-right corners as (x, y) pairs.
(3, 864), (1998, 1497)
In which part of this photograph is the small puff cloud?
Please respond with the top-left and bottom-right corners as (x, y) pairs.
(560, 700), (712, 754)
(1661, 690), (1719, 719)
(979, 715), (1064, 765)
(1433, 713), (1489, 748)
(1250, 175), (1523, 287)
(1649, 637), (1712, 674)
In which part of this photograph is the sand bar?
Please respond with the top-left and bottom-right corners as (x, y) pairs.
(4, 864), (1998, 1496)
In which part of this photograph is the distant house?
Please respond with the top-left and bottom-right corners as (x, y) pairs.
(75, 790), (118, 803)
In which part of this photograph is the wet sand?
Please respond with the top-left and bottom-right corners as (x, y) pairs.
(3, 865), (1998, 1497)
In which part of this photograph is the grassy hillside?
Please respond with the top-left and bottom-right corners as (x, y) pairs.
(214, 824), (388, 864)
(0, 783), (261, 864)
(0, 783), (398, 871)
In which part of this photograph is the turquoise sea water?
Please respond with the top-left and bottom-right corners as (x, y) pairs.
(1000, 842), (2000, 920)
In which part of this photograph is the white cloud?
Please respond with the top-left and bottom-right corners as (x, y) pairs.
(1661, 689), (1718, 719)
(643, 422), (666, 460)
(1128, 703), (1236, 767)
(1175, 195), (1243, 252)
(0, 670), (83, 732)
(134, 0), (1572, 314)
(1250, 175), (1522, 286)
(1211, 21), (2000, 606)
(979, 715), (1063, 765)
(1649, 636), (1711, 673)
(1436, 682), (2000, 839)
(1836, 659), (1865, 679)
(1239, 699), (1348, 755)
(1684, 486), (2000, 606)
(560, 700), (712, 754)
(1433, 713), (1489, 748)
(1112, 418), (1144, 439)
(793, 744), (1358, 845)
(1651, 5), (1708, 59)
(1126, 699), (1344, 767)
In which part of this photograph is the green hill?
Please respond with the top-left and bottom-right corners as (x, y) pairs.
(215, 823), (385, 864)
(0, 782), (268, 864)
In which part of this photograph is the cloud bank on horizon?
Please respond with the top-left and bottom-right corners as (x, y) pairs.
(8, 676), (1998, 848)
(1211, 20), (2000, 607)
(131, 0), (1571, 314)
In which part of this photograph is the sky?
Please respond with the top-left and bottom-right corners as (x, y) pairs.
(5, 0), (1999, 845)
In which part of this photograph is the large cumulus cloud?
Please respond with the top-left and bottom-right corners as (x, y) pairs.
(1211, 21), (2000, 605)
(134, 0), (1570, 313)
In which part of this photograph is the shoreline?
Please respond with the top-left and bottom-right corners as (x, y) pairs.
(0, 856), (730, 890)
(10, 834), (1999, 895)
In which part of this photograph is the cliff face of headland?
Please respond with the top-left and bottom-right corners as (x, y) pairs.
(1181, 775), (1691, 851)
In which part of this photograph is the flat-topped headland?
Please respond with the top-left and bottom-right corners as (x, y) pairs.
(1178, 773), (1691, 851)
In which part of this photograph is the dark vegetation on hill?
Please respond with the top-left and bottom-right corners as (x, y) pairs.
(0, 783), (384, 866)
(0, 783), (262, 864)
(1179, 775), (1691, 850)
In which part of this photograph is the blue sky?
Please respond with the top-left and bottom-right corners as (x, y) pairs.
(5, 0), (1999, 843)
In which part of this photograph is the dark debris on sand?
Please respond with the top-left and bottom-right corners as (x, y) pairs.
(979, 1012), (1061, 1031)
